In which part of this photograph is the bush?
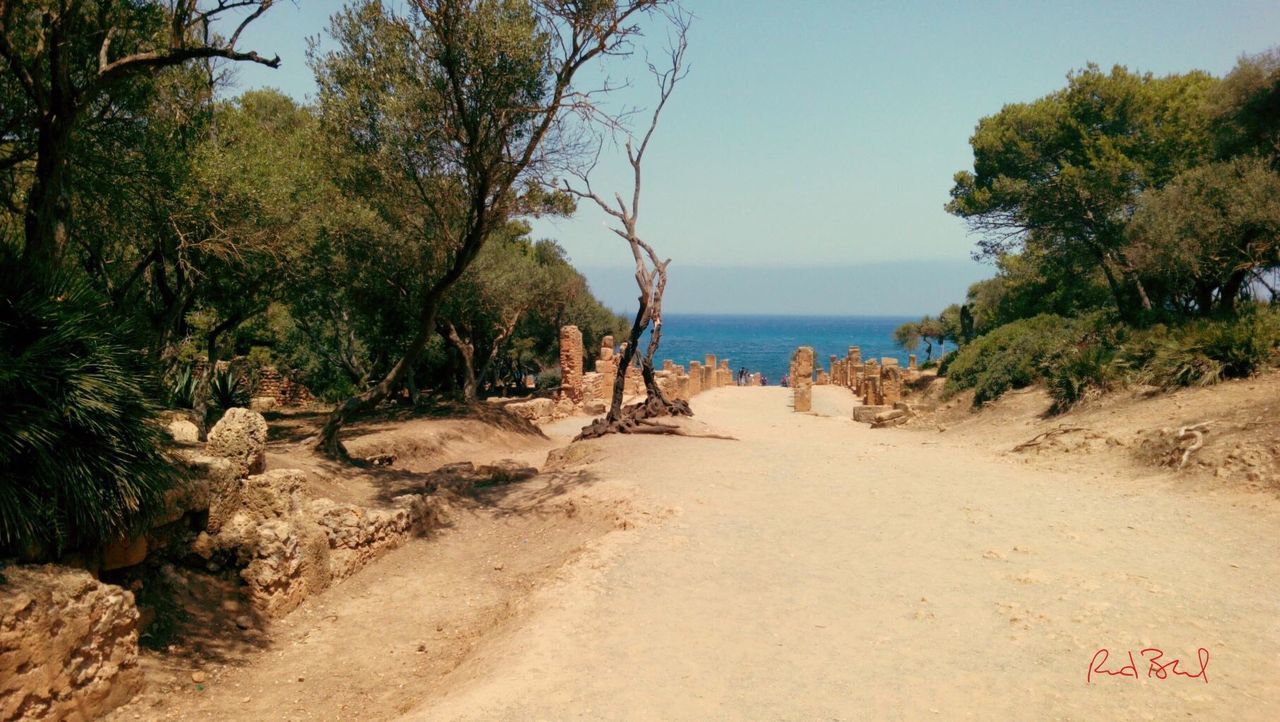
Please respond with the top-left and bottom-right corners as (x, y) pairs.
(1126, 308), (1280, 388)
(167, 363), (196, 409)
(209, 365), (250, 410)
(0, 261), (178, 557)
(535, 367), (561, 391)
(943, 314), (1081, 405)
(1044, 343), (1119, 412)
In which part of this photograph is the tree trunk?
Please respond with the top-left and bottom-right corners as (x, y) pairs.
(475, 311), (521, 399)
(23, 116), (75, 272)
(1219, 270), (1248, 314)
(443, 321), (478, 403)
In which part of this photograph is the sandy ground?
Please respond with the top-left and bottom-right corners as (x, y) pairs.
(406, 386), (1280, 720)
(120, 385), (1280, 720)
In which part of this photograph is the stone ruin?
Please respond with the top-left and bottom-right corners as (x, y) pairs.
(794, 345), (926, 426)
(790, 346), (814, 412)
(551, 325), (744, 419)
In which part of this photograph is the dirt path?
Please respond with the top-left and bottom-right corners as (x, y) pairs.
(404, 386), (1280, 720)
(120, 386), (1280, 720)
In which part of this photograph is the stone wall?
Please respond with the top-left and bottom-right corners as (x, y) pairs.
(558, 326), (584, 403)
(1, 566), (143, 721)
(555, 326), (736, 417)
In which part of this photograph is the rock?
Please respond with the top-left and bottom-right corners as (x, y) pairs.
(851, 405), (891, 423)
(206, 408), (268, 476)
(190, 671), (207, 684)
(874, 409), (907, 423)
(102, 535), (148, 571)
(166, 418), (200, 443)
(583, 399), (607, 415)
(0, 565), (143, 720)
(506, 398), (554, 424)
(249, 396), (277, 412)
(234, 615), (253, 630)
(475, 459), (538, 484)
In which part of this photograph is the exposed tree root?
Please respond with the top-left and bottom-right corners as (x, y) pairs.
(575, 395), (706, 441)
(1012, 426), (1089, 452)
(1176, 421), (1213, 469)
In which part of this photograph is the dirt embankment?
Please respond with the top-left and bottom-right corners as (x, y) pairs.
(108, 405), (647, 721)
(915, 368), (1280, 493)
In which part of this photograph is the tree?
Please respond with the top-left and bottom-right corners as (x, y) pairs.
(917, 315), (945, 361)
(893, 321), (920, 354)
(0, 0), (279, 272)
(439, 222), (551, 402)
(568, 11), (692, 438)
(947, 65), (1216, 322)
(310, 0), (674, 458)
(1127, 157), (1280, 314)
(1209, 47), (1280, 165)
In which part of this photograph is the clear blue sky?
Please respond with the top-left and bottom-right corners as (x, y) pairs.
(224, 1), (1280, 313)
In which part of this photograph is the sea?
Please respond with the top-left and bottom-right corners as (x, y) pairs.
(646, 314), (949, 385)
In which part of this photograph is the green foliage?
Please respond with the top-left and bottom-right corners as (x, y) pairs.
(1131, 308), (1280, 387)
(943, 315), (1084, 405)
(1127, 157), (1280, 314)
(892, 321), (920, 353)
(1044, 344), (1120, 413)
(209, 367), (250, 411)
(167, 364), (196, 409)
(0, 261), (177, 556)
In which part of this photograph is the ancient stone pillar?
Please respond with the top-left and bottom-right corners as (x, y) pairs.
(908, 354), (917, 371)
(881, 365), (903, 406)
(718, 359), (730, 387)
(703, 355), (716, 389)
(792, 346), (814, 412)
(558, 326), (584, 403)
(849, 346), (861, 367)
(688, 361), (703, 396)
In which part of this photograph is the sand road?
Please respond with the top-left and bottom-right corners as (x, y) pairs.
(406, 386), (1280, 720)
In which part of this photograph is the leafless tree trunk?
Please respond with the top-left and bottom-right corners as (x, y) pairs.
(569, 15), (692, 440)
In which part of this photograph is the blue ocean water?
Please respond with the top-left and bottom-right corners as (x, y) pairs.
(646, 314), (949, 385)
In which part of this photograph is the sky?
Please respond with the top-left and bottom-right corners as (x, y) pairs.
(223, 0), (1280, 314)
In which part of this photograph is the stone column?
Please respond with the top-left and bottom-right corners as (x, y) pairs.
(908, 354), (918, 371)
(688, 361), (703, 396)
(882, 365), (903, 407)
(792, 346), (814, 412)
(558, 326), (584, 404)
(703, 355), (716, 389)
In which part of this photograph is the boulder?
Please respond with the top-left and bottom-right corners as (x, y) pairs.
(101, 536), (147, 571)
(165, 417), (200, 443)
(583, 399), (607, 416)
(851, 405), (891, 423)
(506, 398), (554, 424)
(206, 407), (268, 476)
(249, 396), (278, 412)
(0, 566), (143, 720)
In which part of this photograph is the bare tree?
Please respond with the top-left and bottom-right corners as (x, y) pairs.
(568, 12), (692, 439)
(0, 0), (281, 270)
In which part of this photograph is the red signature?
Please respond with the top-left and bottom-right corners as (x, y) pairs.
(1088, 648), (1209, 684)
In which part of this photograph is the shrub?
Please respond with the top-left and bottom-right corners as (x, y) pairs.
(535, 367), (561, 391)
(0, 261), (178, 557)
(209, 366), (250, 410)
(1044, 343), (1119, 412)
(167, 363), (197, 409)
(1126, 308), (1280, 388)
(943, 314), (1080, 405)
